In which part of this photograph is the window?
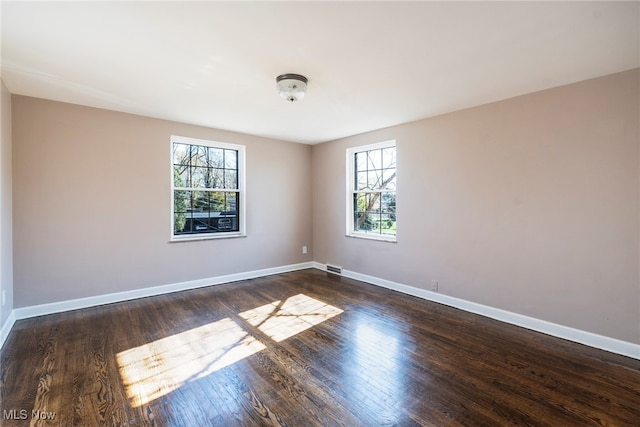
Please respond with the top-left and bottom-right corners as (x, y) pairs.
(171, 135), (246, 241)
(346, 140), (396, 241)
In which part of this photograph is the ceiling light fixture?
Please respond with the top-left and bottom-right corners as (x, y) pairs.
(276, 73), (308, 102)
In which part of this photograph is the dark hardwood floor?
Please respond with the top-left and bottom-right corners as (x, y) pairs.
(1, 268), (639, 426)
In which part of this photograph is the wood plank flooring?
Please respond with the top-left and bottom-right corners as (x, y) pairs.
(1, 268), (639, 426)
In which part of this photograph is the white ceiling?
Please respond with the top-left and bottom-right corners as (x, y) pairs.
(1, 1), (638, 144)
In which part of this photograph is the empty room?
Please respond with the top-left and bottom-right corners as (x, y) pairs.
(1, 1), (639, 426)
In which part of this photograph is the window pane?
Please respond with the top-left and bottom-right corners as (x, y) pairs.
(355, 152), (367, 172)
(354, 212), (373, 232)
(175, 211), (194, 234)
(173, 143), (191, 166)
(193, 145), (209, 167)
(191, 212), (212, 232)
(208, 148), (224, 168)
(354, 193), (366, 213)
(173, 164), (190, 187)
(174, 190), (191, 234)
(209, 192), (226, 212)
(174, 190), (191, 212)
(215, 215), (237, 232)
(224, 170), (238, 189)
(225, 149), (238, 169)
(225, 192), (238, 213)
(208, 168), (222, 189)
(368, 170), (383, 190)
(380, 214), (396, 234)
(192, 191), (210, 212)
(215, 192), (238, 232)
(382, 169), (396, 190)
(357, 172), (367, 190)
(367, 149), (382, 170)
(354, 192), (382, 213)
(381, 192), (396, 214)
(382, 147), (396, 169)
(205, 168), (217, 188)
(369, 193), (381, 212)
(364, 212), (381, 232)
(205, 167), (221, 188)
(191, 166), (208, 188)
(193, 191), (215, 233)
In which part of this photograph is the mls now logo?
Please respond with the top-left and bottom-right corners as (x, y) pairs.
(3, 409), (56, 420)
(3, 409), (28, 420)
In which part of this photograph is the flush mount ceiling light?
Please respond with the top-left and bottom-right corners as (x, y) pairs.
(276, 73), (308, 102)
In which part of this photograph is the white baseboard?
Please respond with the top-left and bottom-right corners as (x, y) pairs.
(3, 261), (638, 361)
(0, 310), (16, 351)
(0, 262), (310, 350)
(9, 262), (314, 324)
(314, 263), (640, 360)
(311, 261), (326, 271)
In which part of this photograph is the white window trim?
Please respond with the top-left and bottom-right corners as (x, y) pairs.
(170, 135), (246, 242)
(346, 140), (397, 243)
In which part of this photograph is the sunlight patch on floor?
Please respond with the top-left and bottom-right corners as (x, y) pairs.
(239, 293), (343, 342)
(117, 293), (342, 407)
(117, 317), (265, 407)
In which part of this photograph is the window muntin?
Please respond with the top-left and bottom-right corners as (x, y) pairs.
(171, 136), (246, 240)
(347, 141), (396, 241)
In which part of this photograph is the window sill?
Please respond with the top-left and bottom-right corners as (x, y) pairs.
(346, 233), (397, 243)
(170, 233), (246, 243)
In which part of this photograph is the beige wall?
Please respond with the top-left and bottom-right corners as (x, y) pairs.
(1, 80), (13, 327)
(12, 97), (313, 307)
(313, 69), (640, 344)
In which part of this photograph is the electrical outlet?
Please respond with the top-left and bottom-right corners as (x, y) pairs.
(302, 246), (308, 254)
(431, 280), (438, 292)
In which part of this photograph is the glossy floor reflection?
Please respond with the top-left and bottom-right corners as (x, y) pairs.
(117, 293), (342, 408)
(347, 320), (406, 425)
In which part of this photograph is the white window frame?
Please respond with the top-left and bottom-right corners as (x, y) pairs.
(170, 135), (246, 242)
(346, 140), (397, 242)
